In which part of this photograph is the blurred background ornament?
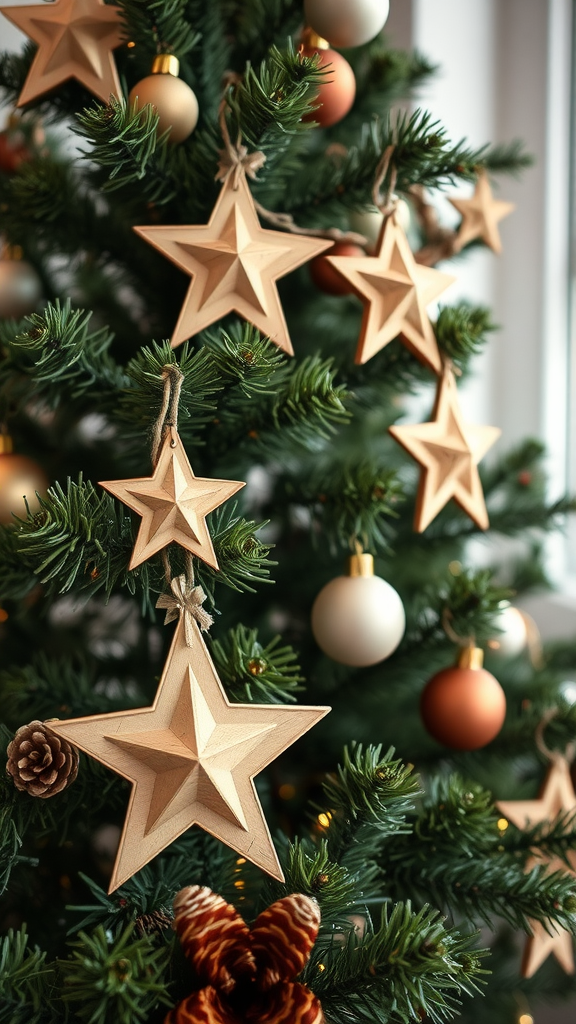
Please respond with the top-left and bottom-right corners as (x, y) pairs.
(0, 244), (42, 319)
(303, 0), (390, 49)
(0, 432), (48, 524)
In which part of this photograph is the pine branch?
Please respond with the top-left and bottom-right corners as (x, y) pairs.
(119, 0), (200, 58)
(434, 303), (497, 370)
(0, 927), (56, 1024)
(210, 625), (304, 703)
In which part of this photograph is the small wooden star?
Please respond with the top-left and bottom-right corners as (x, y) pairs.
(134, 171), (331, 355)
(99, 431), (244, 570)
(49, 616), (330, 891)
(388, 366), (500, 532)
(326, 215), (454, 369)
(449, 171), (515, 254)
(0, 0), (124, 107)
(497, 756), (576, 977)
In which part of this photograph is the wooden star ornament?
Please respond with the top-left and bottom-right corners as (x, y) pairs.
(389, 366), (500, 532)
(0, 0), (124, 107)
(99, 430), (244, 570)
(326, 214), (455, 369)
(449, 171), (515, 254)
(497, 755), (576, 977)
(134, 170), (331, 355)
(48, 615), (330, 891)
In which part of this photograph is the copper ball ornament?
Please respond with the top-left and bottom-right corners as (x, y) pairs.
(0, 129), (31, 173)
(129, 55), (199, 144)
(420, 646), (506, 750)
(0, 257), (42, 319)
(0, 437), (48, 524)
(310, 242), (364, 294)
(302, 45), (356, 128)
(311, 553), (405, 667)
(304, 0), (390, 49)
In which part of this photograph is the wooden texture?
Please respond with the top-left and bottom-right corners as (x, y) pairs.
(99, 431), (245, 570)
(389, 366), (500, 532)
(0, 0), (123, 106)
(326, 215), (454, 369)
(449, 171), (515, 254)
(497, 757), (576, 977)
(48, 616), (330, 892)
(134, 172), (332, 354)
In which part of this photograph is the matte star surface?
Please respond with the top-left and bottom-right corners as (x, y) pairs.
(99, 431), (245, 570)
(49, 616), (330, 891)
(449, 171), (515, 254)
(326, 216), (455, 369)
(389, 367), (500, 532)
(497, 757), (576, 977)
(0, 0), (123, 107)
(134, 172), (332, 354)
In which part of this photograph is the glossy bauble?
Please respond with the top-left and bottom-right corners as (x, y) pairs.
(304, 0), (390, 49)
(0, 129), (30, 173)
(0, 439), (48, 523)
(310, 242), (364, 294)
(487, 603), (528, 658)
(420, 647), (506, 750)
(311, 554), (405, 666)
(129, 55), (199, 144)
(302, 45), (356, 128)
(0, 258), (42, 319)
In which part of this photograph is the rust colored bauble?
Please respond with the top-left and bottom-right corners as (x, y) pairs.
(303, 47), (356, 128)
(310, 242), (364, 295)
(129, 55), (199, 144)
(0, 441), (48, 524)
(0, 130), (31, 173)
(420, 647), (506, 750)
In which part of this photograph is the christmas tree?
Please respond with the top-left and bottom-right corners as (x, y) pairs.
(1, 2), (576, 1022)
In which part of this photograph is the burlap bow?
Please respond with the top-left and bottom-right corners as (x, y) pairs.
(216, 145), (267, 188)
(156, 575), (214, 646)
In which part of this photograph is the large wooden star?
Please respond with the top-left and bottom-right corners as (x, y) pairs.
(326, 215), (454, 369)
(0, 0), (123, 107)
(134, 172), (331, 355)
(497, 757), (576, 977)
(99, 431), (244, 570)
(449, 171), (515, 254)
(49, 616), (330, 891)
(388, 367), (500, 532)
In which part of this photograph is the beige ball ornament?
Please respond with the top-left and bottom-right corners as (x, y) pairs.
(0, 435), (48, 524)
(420, 646), (506, 750)
(0, 254), (42, 319)
(129, 55), (199, 144)
(311, 553), (405, 667)
(349, 200), (410, 251)
(487, 602), (528, 658)
(304, 0), (390, 49)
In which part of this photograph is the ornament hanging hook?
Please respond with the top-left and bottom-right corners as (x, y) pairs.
(441, 606), (476, 650)
(372, 144), (398, 216)
(150, 363), (184, 467)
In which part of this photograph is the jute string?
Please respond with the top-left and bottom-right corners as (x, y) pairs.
(534, 708), (576, 765)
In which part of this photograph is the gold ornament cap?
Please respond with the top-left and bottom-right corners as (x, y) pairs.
(0, 434), (14, 455)
(347, 553), (374, 578)
(457, 645), (484, 671)
(152, 54), (180, 76)
(301, 27), (330, 50)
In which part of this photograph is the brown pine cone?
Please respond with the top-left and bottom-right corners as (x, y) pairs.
(6, 720), (79, 798)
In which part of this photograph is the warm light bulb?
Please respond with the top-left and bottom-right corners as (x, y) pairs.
(518, 1015), (533, 1024)
(497, 817), (509, 832)
(317, 812), (332, 828)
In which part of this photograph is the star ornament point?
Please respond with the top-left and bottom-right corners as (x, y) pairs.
(389, 367), (500, 532)
(497, 756), (576, 977)
(0, 0), (123, 107)
(449, 171), (515, 254)
(134, 173), (332, 355)
(48, 616), (330, 891)
(99, 432), (245, 570)
(326, 216), (455, 370)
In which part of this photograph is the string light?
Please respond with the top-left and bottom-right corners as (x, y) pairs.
(497, 817), (509, 832)
(518, 1015), (533, 1024)
(317, 811), (332, 829)
(279, 783), (296, 800)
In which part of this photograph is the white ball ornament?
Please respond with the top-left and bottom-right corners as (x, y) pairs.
(349, 200), (410, 252)
(304, 0), (390, 49)
(487, 603), (528, 658)
(311, 553), (405, 667)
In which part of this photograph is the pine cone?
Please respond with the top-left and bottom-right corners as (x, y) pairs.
(6, 720), (79, 798)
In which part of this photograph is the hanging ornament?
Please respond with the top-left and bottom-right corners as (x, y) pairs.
(135, 165), (331, 354)
(304, 0), (390, 49)
(0, 433), (48, 524)
(129, 55), (199, 144)
(421, 645), (506, 750)
(327, 212), (454, 368)
(0, 0), (123, 107)
(0, 113), (43, 174)
(487, 602), (529, 658)
(0, 246), (42, 319)
(449, 170), (515, 254)
(348, 200), (411, 252)
(100, 428), (245, 571)
(49, 607), (330, 891)
(389, 365), (501, 532)
(166, 885), (325, 1024)
(311, 552), (405, 667)
(497, 719), (576, 977)
(310, 241), (365, 294)
(302, 30), (356, 128)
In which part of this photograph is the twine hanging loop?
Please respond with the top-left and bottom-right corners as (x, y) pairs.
(156, 574), (214, 646)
